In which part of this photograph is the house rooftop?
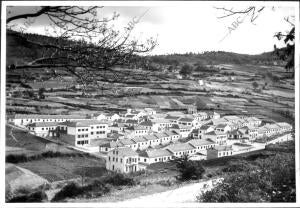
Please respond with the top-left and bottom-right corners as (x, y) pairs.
(165, 143), (195, 152)
(66, 120), (108, 127)
(178, 117), (194, 122)
(126, 119), (138, 124)
(199, 125), (212, 130)
(120, 139), (135, 145)
(133, 125), (148, 130)
(131, 137), (147, 143)
(164, 130), (179, 136)
(139, 149), (172, 158)
(143, 134), (158, 141)
(139, 120), (153, 126)
(216, 124), (228, 128)
(28, 122), (59, 127)
(14, 114), (86, 119)
(112, 147), (138, 157)
(188, 139), (215, 147)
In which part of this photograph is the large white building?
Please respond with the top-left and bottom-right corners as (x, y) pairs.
(58, 120), (108, 146)
(106, 147), (139, 173)
(12, 114), (86, 126)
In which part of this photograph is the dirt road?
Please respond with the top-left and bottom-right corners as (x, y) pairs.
(116, 178), (221, 204)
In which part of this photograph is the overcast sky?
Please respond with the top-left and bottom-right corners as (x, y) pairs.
(6, 3), (296, 55)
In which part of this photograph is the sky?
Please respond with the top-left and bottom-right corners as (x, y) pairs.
(6, 3), (296, 55)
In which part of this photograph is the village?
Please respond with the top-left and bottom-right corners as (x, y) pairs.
(8, 104), (293, 174)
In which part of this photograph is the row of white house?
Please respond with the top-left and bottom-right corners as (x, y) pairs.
(105, 138), (233, 173)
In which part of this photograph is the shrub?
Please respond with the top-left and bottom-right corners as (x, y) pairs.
(102, 173), (135, 186)
(222, 160), (252, 173)
(8, 190), (47, 203)
(51, 182), (83, 202)
(175, 155), (205, 181)
(51, 180), (111, 201)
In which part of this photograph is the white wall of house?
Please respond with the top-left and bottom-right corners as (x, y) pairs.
(106, 151), (139, 173)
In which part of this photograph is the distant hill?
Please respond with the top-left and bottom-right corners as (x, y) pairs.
(146, 51), (283, 66)
(6, 29), (284, 78)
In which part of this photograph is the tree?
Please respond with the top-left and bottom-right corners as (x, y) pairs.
(38, 87), (45, 99)
(252, 81), (259, 90)
(179, 64), (193, 77)
(6, 6), (156, 93)
(198, 153), (295, 202)
(215, 6), (295, 75)
(175, 155), (205, 181)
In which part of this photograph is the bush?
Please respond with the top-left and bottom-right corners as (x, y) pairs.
(51, 183), (83, 202)
(175, 155), (205, 181)
(8, 190), (47, 203)
(51, 180), (110, 201)
(222, 160), (252, 173)
(102, 173), (135, 186)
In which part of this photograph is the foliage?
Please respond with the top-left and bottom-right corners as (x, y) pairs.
(252, 81), (259, 89)
(221, 159), (252, 173)
(6, 6), (156, 92)
(175, 155), (205, 181)
(102, 172), (136, 186)
(179, 64), (193, 77)
(51, 173), (134, 201)
(198, 152), (295, 202)
(38, 87), (45, 99)
(7, 190), (47, 203)
(51, 182), (84, 202)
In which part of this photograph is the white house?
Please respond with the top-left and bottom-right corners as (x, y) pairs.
(143, 108), (157, 116)
(152, 118), (173, 132)
(60, 120), (109, 146)
(188, 139), (216, 154)
(170, 124), (192, 138)
(130, 137), (149, 151)
(139, 149), (173, 164)
(27, 122), (58, 137)
(203, 131), (228, 145)
(164, 143), (196, 158)
(207, 145), (233, 159)
(215, 124), (231, 133)
(143, 134), (161, 148)
(198, 125), (215, 139)
(13, 114), (86, 126)
(106, 147), (139, 173)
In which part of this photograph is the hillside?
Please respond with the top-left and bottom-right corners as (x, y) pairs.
(6, 29), (294, 125)
(147, 51), (283, 66)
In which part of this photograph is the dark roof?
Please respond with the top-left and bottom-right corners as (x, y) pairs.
(165, 115), (180, 120)
(139, 149), (173, 158)
(143, 134), (158, 141)
(216, 124), (228, 128)
(178, 117), (194, 122)
(125, 114), (135, 118)
(139, 120), (153, 126)
(110, 147), (138, 157)
(188, 139), (215, 147)
(126, 119), (138, 124)
(66, 120), (108, 127)
(165, 143), (195, 152)
(200, 125), (211, 130)
(205, 131), (217, 136)
(28, 122), (59, 127)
